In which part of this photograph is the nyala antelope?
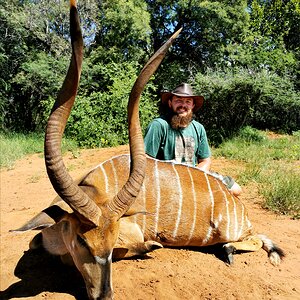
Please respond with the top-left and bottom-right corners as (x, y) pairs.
(13, 1), (284, 299)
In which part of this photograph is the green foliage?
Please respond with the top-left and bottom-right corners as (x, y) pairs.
(147, 0), (249, 70)
(249, 71), (300, 133)
(225, 0), (299, 77)
(237, 126), (266, 143)
(0, 0), (299, 143)
(193, 69), (253, 145)
(66, 61), (158, 147)
(225, 0), (300, 88)
(9, 52), (68, 131)
(0, 0), (70, 131)
(193, 68), (300, 145)
(249, 0), (300, 52)
(0, 132), (42, 169)
(94, 0), (151, 62)
(155, 61), (191, 93)
(225, 39), (297, 77)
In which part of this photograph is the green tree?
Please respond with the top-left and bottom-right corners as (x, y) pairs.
(146, 0), (249, 74)
(12, 52), (68, 131)
(1, 0), (298, 142)
(0, 0), (101, 131)
(93, 0), (151, 62)
(226, 0), (299, 78)
(0, 0), (68, 131)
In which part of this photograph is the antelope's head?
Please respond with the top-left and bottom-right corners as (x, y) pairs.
(44, 0), (181, 299)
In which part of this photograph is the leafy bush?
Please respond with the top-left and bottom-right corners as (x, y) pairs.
(193, 68), (300, 145)
(237, 126), (266, 143)
(249, 71), (300, 133)
(5, 52), (68, 132)
(65, 61), (158, 147)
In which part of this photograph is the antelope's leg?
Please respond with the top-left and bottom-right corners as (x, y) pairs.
(113, 217), (163, 259)
(223, 235), (263, 265)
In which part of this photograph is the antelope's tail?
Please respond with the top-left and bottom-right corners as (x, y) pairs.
(257, 234), (285, 266)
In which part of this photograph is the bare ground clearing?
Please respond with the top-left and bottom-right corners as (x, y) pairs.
(1, 145), (299, 300)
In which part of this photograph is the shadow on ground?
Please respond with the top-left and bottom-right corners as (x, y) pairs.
(0, 248), (87, 300)
(0, 242), (232, 300)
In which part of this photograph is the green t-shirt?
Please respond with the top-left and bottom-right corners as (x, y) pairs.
(144, 116), (211, 166)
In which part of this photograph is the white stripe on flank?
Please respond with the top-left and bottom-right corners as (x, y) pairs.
(216, 213), (223, 228)
(246, 216), (252, 229)
(172, 164), (183, 239)
(237, 203), (245, 240)
(203, 227), (213, 245)
(225, 194), (230, 240)
(153, 160), (161, 234)
(99, 163), (109, 194)
(217, 181), (231, 240)
(202, 173), (214, 244)
(110, 159), (118, 194)
(185, 167), (197, 245)
(231, 195), (238, 240)
(215, 180), (229, 235)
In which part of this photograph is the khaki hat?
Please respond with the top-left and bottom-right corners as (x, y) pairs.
(161, 83), (204, 112)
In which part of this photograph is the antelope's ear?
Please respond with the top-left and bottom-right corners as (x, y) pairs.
(112, 248), (129, 260)
(10, 207), (64, 232)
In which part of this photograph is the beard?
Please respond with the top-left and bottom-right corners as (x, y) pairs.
(170, 110), (193, 129)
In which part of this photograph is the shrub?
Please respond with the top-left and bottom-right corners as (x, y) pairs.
(193, 68), (300, 145)
(65, 61), (158, 147)
(237, 126), (266, 143)
(7, 52), (68, 132)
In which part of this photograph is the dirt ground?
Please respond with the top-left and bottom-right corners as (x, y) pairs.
(1, 145), (299, 300)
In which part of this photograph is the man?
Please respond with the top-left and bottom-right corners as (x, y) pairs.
(144, 83), (242, 196)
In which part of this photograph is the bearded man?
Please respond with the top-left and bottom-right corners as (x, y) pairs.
(144, 83), (242, 196)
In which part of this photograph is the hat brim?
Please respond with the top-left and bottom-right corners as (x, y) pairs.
(161, 91), (204, 112)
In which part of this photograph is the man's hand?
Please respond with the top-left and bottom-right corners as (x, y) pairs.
(197, 157), (211, 172)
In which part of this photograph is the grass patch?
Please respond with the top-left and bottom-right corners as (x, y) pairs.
(260, 165), (300, 219)
(0, 132), (78, 169)
(214, 127), (300, 218)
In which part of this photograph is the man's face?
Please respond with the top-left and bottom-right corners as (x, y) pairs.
(168, 96), (195, 117)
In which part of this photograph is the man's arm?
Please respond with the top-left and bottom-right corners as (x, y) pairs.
(193, 122), (211, 171)
(144, 119), (164, 158)
(197, 157), (211, 172)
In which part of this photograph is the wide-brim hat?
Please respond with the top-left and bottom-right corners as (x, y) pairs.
(161, 83), (204, 112)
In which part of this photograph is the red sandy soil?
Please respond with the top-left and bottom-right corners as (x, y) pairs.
(1, 145), (299, 300)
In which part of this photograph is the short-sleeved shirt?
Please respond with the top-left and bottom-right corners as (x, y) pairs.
(144, 116), (211, 167)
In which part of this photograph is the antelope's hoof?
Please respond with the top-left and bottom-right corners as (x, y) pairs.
(145, 241), (163, 252)
(223, 244), (236, 265)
